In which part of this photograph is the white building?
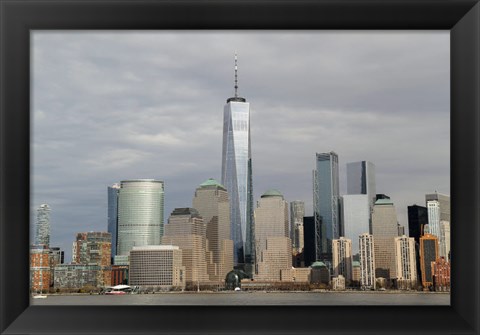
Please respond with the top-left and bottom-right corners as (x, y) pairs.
(332, 237), (353, 282)
(359, 233), (376, 290)
(394, 235), (417, 289)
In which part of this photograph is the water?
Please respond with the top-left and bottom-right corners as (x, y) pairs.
(31, 291), (450, 306)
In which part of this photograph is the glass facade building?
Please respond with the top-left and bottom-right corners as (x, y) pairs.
(34, 204), (51, 247)
(313, 152), (340, 265)
(346, 161), (376, 208)
(341, 194), (370, 255)
(107, 183), (120, 258)
(221, 58), (254, 269)
(117, 179), (164, 256)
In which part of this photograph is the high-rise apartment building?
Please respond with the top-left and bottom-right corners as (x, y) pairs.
(290, 201), (305, 253)
(107, 183), (120, 259)
(162, 208), (210, 284)
(371, 198), (399, 280)
(192, 178), (234, 281)
(394, 235), (417, 289)
(313, 151), (340, 266)
(332, 237), (353, 282)
(129, 245), (186, 289)
(72, 232), (112, 267)
(116, 179), (164, 256)
(359, 233), (375, 290)
(34, 204), (51, 247)
(254, 190), (291, 281)
(30, 245), (51, 292)
(419, 233), (439, 289)
(221, 54), (254, 269)
(341, 194), (370, 255)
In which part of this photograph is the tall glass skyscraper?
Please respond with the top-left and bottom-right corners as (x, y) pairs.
(34, 204), (51, 247)
(221, 54), (254, 270)
(346, 161), (376, 207)
(116, 179), (164, 256)
(313, 151), (340, 266)
(107, 183), (120, 258)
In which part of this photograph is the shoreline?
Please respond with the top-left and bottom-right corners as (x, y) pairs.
(39, 290), (450, 296)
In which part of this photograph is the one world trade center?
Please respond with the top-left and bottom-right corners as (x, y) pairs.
(221, 54), (254, 274)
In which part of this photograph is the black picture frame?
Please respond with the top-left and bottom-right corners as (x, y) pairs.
(1, 0), (478, 334)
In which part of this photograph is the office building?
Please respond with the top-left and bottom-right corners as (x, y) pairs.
(419, 233), (439, 289)
(341, 194), (370, 255)
(254, 190), (289, 253)
(192, 178), (234, 281)
(290, 201), (305, 253)
(346, 161), (376, 209)
(310, 261), (330, 285)
(253, 190), (291, 281)
(332, 237), (353, 282)
(107, 183), (120, 259)
(162, 208), (209, 284)
(425, 192), (450, 222)
(371, 198), (398, 280)
(221, 54), (254, 269)
(408, 205), (428, 244)
(129, 245), (186, 289)
(256, 236), (293, 282)
(303, 216), (316, 267)
(427, 200), (441, 238)
(439, 221), (451, 260)
(394, 235), (417, 289)
(34, 204), (51, 247)
(313, 151), (340, 265)
(117, 179), (164, 256)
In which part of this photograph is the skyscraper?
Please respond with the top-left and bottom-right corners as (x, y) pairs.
(394, 235), (417, 289)
(419, 233), (439, 289)
(34, 204), (51, 247)
(107, 183), (120, 259)
(162, 208), (210, 284)
(290, 200), (305, 252)
(192, 178), (234, 281)
(408, 204), (428, 244)
(341, 194), (370, 255)
(371, 198), (399, 280)
(346, 161), (376, 208)
(254, 190), (291, 281)
(221, 54), (254, 269)
(359, 233), (376, 290)
(313, 151), (340, 266)
(425, 192), (450, 222)
(439, 221), (451, 260)
(116, 179), (164, 256)
(427, 200), (441, 237)
(332, 237), (353, 283)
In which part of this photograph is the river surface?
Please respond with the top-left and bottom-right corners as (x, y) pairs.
(31, 291), (450, 306)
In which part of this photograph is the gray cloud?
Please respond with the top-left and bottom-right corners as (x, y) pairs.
(32, 31), (450, 262)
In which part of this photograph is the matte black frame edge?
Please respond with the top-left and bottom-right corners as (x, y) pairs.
(1, 0), (479, 334)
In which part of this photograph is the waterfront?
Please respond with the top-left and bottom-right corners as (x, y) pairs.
(31, 291), (450, 306)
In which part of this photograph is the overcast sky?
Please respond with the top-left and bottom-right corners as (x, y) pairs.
(31, 31), (450, 262)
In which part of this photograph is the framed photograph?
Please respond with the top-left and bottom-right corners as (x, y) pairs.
(1, 0), (479, 334)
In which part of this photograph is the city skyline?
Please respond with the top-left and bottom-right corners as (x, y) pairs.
(31, 31), (449, 262)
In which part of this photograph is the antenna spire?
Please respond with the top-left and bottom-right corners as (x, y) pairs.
(234, 52), (238, 97)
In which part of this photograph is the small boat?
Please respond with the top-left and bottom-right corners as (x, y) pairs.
(32, 294), (47, 299)
(104, 284), (132, 295)
(105, 290), (126, 295)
